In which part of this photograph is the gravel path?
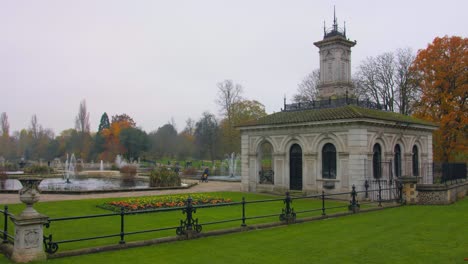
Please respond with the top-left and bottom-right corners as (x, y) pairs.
(0, 181), (241, 205)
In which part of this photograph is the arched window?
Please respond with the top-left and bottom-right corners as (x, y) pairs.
(259, 142), (274, 184)
(412, 145), (419, 177)
(322, 143), (336, 179)
(394, 145), (402, 177)
(373, 144), (382, 179)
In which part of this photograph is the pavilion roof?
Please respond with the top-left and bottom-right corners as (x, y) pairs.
(239, 105), (437, 129)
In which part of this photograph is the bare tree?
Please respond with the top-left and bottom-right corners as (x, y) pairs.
(183, 118), (195, 136)
(75, 99), (90, 133)
(216, 80), (243, 121)
(30, 114), (41, 139)
(394, 48), (419, 115)
(293, 69), (320, 102)
(216, 80), (243, 153)
(0, 112), (9, 137)
(375, 52), (396, 111)
(355, 48), (418, 114)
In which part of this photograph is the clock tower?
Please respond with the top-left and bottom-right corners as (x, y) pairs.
(314, 9), (356, 99)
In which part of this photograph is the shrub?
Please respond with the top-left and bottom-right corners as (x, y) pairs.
(23, 164), (53, 174)
(0, 170), (7, 189)
(75, 163), (84, 172)
(0, 169), (7, 181)
(2, 162), (18, 171)
(182, 167), (198, 176)
(120, 165), (137, 174)
(149, 167), (181, 187)
(120, 165), (137, 182)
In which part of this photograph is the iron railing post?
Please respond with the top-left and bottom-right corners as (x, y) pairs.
(43, 233), (58, 254)
(378, 180), (382, 207)
(397, 180), (404, 204)
(364, 180), (369, 199)
(119, 207), (125, 244)
(349, 185), (360, 213)
(241, 197), (246, 227)
(279, 192), (296, 223)
(321, 190), (326, 216)
(2, 205), (8, 243)
(176, 196), (202, 236)
(186, 197), (194, 231)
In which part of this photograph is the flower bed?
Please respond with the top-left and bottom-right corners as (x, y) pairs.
(99, 194), (233, 212)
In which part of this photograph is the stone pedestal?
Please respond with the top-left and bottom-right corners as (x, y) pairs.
(8, 178), (48, 263)
(399, 176), (418, 204)
(10, 214), (48, 263)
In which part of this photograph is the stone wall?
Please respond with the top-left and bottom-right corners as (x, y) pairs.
(416, 181), (467, 205)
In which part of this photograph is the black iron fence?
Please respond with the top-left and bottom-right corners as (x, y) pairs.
(1, 206), (14, 244)
(283, 96), (384, 112)
(32, 184), (402, 254)
(433, 162), (467, 184)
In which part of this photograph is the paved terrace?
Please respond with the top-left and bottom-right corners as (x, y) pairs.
(0, 181), (241, 205)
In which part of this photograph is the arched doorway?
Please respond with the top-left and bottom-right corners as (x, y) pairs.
(289, 144), (303, 190)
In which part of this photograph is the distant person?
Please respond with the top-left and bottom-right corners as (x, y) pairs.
(201, 168), (209, 182)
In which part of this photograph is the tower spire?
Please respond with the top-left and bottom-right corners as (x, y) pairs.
(323, 21), (326, 37)
(344, 21), (346, 37)
(333, 6), (337, 31)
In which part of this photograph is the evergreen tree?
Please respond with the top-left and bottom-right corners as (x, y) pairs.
(98, 112), (110, 132)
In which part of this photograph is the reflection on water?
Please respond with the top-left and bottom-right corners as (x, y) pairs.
(0, 176), (149, 191)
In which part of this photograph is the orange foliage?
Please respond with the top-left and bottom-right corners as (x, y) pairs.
(412, 36), (468, 162)
(100, 120), (134, 160)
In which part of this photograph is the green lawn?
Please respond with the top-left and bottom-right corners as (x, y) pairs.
(1, 196), (467, 263)
(1, 192), (354, 252)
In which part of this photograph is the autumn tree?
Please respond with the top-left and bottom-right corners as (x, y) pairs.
(111, 114), (136, 127)
(220, 100), (267, 153)
(293, 69), (320, 103)
(100, 113), (136, 161)
(412, 36), (468, 162)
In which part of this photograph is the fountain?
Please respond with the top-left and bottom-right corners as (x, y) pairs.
(0, 155), (180, 192)
(227, 152), (239, 178)
(64, 153), (77, 183)
(206, 153), (241, 182)
(115, 154), (127, 169)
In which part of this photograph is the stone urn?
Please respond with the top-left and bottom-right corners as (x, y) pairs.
(18, 177), (43, 217)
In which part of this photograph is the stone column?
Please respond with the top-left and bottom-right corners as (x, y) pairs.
(10, 178), (48, 263)
(398, 176), (418, 204)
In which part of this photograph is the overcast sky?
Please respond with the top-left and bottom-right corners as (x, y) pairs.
(1, 0), (466, 135)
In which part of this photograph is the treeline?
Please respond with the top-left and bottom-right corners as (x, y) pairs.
(0, 80), (266, 164)
(1, 36), (465, 164)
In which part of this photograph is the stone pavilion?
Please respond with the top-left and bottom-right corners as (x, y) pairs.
(239, 12), (437, 194)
